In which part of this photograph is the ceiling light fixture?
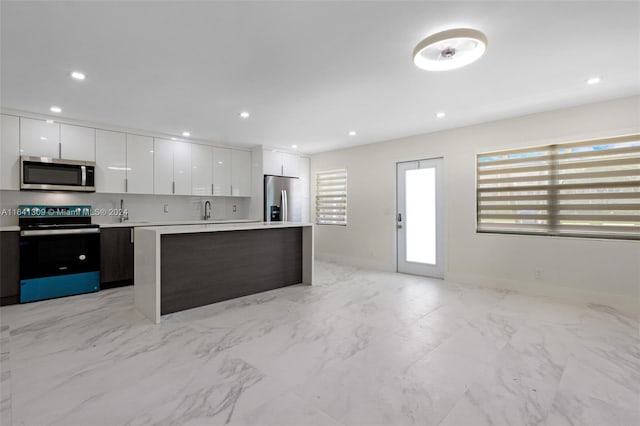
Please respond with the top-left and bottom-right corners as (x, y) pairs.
(291, 145), (298, 149)
(239, 111), (250, 118)
(587, 76), (601, 85)
(40, 136), (48, 140)
(436, 112), (446, 118)
(50, 106), (62, 113)
(182, 131), (190, 137)
(171, 137), (177, 140)
(70, 71), (86, 80)
(45, 119), (54, 124)
(413, 28), (487, 71)
(348, 131), (357, 136)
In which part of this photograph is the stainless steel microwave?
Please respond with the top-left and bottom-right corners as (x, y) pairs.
(21, 156), (96, 192)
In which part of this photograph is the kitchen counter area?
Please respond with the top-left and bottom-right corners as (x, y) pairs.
(134, 222), (314, 323)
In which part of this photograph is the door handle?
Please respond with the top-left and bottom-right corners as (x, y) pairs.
(397, 212), (403, 229)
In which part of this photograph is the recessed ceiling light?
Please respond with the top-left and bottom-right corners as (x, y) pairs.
(149, 150), (154, 153)
(414, 28), (487, 71)
(182, 131), (190, 137)
(70, 71), (86, 80)
(348, 131), (357, 136)
(50, 106), (62, 113)
(45, 119), (54, 124)
(436, 112), (446, 118)
(291, 145), (298, 149)
(587, 76), (601, 85)
(40, 136), (48, 140)
(171, 137), (177, 140)
(239, 111), (250, 119)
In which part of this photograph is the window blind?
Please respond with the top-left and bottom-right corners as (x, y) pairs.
(477, 135), (640, 240)
(316, 169), (347, 225)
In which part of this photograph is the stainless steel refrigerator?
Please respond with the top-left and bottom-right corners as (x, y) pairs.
(264, 175), (302, 222)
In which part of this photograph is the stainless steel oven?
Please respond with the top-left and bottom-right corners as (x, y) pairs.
(21, 156), (96, 192)
(19, 205), (100, 303)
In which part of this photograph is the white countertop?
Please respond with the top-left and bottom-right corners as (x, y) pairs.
(0, 219), (260, 232)
(137, 221), (313, 235)
(99, 219), (259, 228)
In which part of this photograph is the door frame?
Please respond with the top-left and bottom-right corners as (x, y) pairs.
(395, 157), (445, 278)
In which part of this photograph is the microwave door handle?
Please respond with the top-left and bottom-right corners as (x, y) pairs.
(81, 165), (87, 186)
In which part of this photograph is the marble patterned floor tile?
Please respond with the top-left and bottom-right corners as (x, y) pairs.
(0, 261), (638, 426)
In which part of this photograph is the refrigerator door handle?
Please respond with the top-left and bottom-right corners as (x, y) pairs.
(282, 190), (288, 222)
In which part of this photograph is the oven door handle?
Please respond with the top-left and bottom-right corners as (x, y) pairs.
(20, 228), (100, 237)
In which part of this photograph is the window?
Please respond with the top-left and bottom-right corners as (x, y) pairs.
(477, 135), (640, 240)
(316, 169), (347, 225)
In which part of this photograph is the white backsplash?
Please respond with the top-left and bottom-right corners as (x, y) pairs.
(0, 190), (249, 226)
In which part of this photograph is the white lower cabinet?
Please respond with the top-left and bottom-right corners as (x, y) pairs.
(126, 134), (154, 194)
(60, 124), (95, 161)
(212, 147), (232, 196)
(231, 149), (251, 196)
(95, 129), (126, 193)
(0, 114), (20, 190)
(191, 144), (212, 196)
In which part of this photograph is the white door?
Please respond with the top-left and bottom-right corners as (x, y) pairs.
(212, 147), (232, 196)
(397, 158), (444, 278)
(191, 144), (212, 196)
(60, 124), (95, 161)
(172, 141), (191, 195)
(231, 149), (251, 196)
(20, 117), (60, 158)
(96, 129), (127, 193)
(153, 138), (174, 195)
(126, 134), (154, 194)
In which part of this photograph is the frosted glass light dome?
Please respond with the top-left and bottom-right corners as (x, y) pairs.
(413, 28), (488, 71)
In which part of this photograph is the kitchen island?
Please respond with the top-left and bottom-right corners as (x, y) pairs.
(134, 222), (313, 323)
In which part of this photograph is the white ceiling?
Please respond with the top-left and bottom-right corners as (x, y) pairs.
(1, 1), (638, 154)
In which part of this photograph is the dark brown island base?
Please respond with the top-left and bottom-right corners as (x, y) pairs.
(134, 222), (314, 323)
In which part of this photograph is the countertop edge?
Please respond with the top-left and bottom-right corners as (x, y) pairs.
(137, 222), (314, 235)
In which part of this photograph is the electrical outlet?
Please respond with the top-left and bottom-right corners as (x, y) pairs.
(534, 269), (542, 280)
(163, 204), (169, 213)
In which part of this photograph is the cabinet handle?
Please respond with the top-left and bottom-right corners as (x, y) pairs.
(125, 178), (128, 193)
(230, 184), (233, 195)
(211, 183), (214, 195)
(281, 164), (284, 176)
(58, 142), (62, 159)
(172, 181), (175, 194)
(130, 228), (134, 244)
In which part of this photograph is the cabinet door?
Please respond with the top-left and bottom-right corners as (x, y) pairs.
(126, 134), (154, 194)
(231, 149), (251, 196)
(191, 144), (212, 196)
(20, 117), (60, 158)
(281, 152), (299, 178)
(173, 141), (191, 195)
(96, 129), (127, 193)
(263, 149), (282, 175)
(0, 114), (20, 190)
(60, 124), (95, 161)
(153, 138), (173, 195)
(0, 231), (20, 305)
(298, 156), (310, 222)
(212, 147), (232, 196)
(100, 227), (134, 285)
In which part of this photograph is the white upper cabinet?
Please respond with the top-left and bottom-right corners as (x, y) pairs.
(0, 114), (20, 190)
(126, 134), (154, 194)
(173, 141), (191, 195)
(95, 129), (126, 193)
(212, 147), (232, 196)
(20, 117), (60, 158)
(154, 138), (173, 195)
(231, 149), (251, 197)
(281, 152), (299, 177)
(262, 149), (300, 177)
(263, 149), (282, 176)
(191, 144), (212, 196)
(60, 124), (95, 161)
(154, 138), (191, 195)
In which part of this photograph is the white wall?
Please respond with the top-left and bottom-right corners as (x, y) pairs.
(0, 190), (249, 226)
(311, 96), (640, 313)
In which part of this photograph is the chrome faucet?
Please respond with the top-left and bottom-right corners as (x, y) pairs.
(119, 199), (129, 223)
(203, 200), (212, 220)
